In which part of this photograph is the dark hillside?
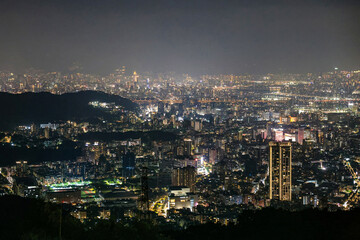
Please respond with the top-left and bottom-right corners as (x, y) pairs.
(0, 91), (137, 130)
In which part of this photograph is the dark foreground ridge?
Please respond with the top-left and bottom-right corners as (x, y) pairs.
(0, 91), (137, 130)
(0, 195), (359, 240)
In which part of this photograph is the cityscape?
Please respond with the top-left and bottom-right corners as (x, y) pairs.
(0, 0), (360, 239)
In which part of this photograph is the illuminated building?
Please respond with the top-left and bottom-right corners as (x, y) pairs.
(196, 156), (209, 175)
(317, 130), (324, 144)
(13, 176), (40, 198)
(71, 211), (87, 223)
(191, 120), (202, 131)
(269, 141), (292, 201)
(30, 123), (37, 134)
(209, 148), (217, 164)
(133, 71), (139, 84)
(115, 66), (125, 83)
(284, 133), (296, 142)
(184, 138), (193, 156)
(146, 77), (150, 89)
(297, 128), (304, 145)
(274, 129), (284, 142)
(238, 130), (243, 141)
(172, 166), (196, 192)
(289, 116), (297, 122)
(168, 186), (198, 212)
(46, 190), (82, 203)
(257, 129), (267, 139)
(15, 160), (28, 176)
(99, 209), (111, 220)
(44, 127), (50, 139)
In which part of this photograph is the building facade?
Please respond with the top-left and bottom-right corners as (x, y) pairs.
(269, 141), (292, 201)
(172, 166), (196, 192)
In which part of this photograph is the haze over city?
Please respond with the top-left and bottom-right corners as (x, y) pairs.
(0, 0), (360, 74)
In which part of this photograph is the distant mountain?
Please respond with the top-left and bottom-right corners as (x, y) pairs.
(0, 91), (137, 130)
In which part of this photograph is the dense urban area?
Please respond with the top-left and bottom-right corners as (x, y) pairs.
(1, 67), (360, 238)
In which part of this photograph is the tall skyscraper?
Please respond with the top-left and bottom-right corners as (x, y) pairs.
(297, 128), (304, 145)
(133, 71), (139, 83)
(183, 138), (193, 156)
(269, 141), (292, 201)
(172, 166), (196, 192)
(44, 127), (50, 139)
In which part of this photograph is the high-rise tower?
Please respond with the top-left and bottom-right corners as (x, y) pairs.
(172, 166), (196, 192)
(133, 71), (139, 83)
(269, 141), (292, 201)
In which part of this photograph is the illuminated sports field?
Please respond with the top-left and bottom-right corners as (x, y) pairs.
(48, 181), (92, 190)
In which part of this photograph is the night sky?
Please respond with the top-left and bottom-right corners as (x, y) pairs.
(0, 0), (359, 75)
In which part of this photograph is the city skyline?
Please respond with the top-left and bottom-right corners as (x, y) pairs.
(1, 1), (360, 239)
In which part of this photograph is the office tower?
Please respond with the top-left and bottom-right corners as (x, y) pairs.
(297, 128), (304, 145)
(194, 120), (202, 131)
(317, 130), (324, 144)
(133, 71), (139, 83)
(30, 123), (37, 134)
(15, 160), (28, 176)
(192, 120), (202, 131)
(93, 145), (101, 163)
(209, 148), (217, 164)
(172, 166), (196, 192)
(122, 152), (136, 178)
(184, 138), (192, 156)
(44, 127), (50, 139)
(269, 141), (292, 201)
(238, 130), (243, 141)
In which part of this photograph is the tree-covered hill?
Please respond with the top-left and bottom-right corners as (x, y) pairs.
(0, 91), (137, 130)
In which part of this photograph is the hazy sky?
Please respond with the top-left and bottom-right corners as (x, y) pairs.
(0, 0), (359, 75)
